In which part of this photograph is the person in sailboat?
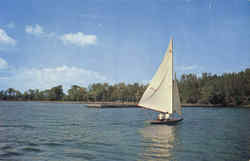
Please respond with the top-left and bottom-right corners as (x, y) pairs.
(157, 113), (170, 121)
(157, 113), (164, 121)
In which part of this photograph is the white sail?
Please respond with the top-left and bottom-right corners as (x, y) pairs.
(173, 76), (182, 116)
(138, 39), (173, 113)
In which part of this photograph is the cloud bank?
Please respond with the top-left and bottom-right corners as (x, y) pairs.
(2, 65), (108, 91)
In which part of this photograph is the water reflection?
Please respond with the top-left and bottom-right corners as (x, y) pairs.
(139, 124), (176, 161)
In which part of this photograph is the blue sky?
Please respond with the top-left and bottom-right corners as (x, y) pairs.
(0, 0), (249, 91)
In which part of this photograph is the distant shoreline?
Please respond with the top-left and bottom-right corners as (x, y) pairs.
(1, 100), (249, 108)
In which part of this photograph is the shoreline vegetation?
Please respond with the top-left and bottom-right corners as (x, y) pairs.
(0, 100), (250, 108)
(0, 68), (250, 108)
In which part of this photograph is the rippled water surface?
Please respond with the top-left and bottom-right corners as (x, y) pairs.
(0, 101), (249, 161)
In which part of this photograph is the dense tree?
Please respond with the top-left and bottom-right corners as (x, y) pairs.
(48, 85), (64, 101)
(67, 85), (87, 101)
(178, 68), (250, 106)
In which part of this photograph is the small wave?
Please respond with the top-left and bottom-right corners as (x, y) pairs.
(42, 142), (63, 146)
(47, 123), (80, 127)
(0, 151), (23, 157)
(47, 124), (65, 127)
(22, 147), (42, 152)
(27, 142), (38, 146)
(81, 141), (114, 147)
(69, 123), (80, 126)
(65, 152), (96, 160)
(0, 124), (34, 129)
(0, 145), (12, 150)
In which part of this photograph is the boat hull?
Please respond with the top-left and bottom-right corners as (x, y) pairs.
(150, 118), (183, 125)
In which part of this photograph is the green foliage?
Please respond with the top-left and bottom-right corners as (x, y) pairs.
(67, 85), (87, 101)
(0, 68), (249, 106)
(48, 85), (64, 101)
(86, 82), (146, 102)
(178, 68), (250, 106)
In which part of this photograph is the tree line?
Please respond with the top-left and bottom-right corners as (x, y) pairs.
(179, 68), (250, 106)
(0, 68), (249, 106)
(0, 83), (146, 103)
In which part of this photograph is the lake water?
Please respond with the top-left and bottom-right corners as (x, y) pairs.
(0, 101), (249, 161)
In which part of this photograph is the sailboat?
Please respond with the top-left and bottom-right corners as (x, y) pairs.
(137, 38), (183, 125)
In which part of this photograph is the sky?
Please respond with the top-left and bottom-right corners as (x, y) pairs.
(0, 0), (249, 91)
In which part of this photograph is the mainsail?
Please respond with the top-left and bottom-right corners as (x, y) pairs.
(138, 38), (181, 115)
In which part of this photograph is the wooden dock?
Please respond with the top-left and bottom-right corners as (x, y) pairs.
(87, 102), (137, 108)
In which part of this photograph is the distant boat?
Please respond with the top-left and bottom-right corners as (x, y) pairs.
(137, 38), (183, 125)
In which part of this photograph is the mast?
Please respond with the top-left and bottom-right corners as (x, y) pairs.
(171, 37), (174, 114)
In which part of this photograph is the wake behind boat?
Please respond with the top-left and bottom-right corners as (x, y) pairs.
(137, 38), (183, 125)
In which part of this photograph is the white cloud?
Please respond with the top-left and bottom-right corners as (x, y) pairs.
(25, 24), (56, 38)
(24, 25), (97, 47)
(3, 65), (107, 91)
(240, 64), (250, 69)
(25, 24), (44, 36)
(177, 65), (199, 71)
(60, 32), (96, 47)
(24, 25), (96, 47)
(0, 28), (16, 46)
(0, 57), (8, 69)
